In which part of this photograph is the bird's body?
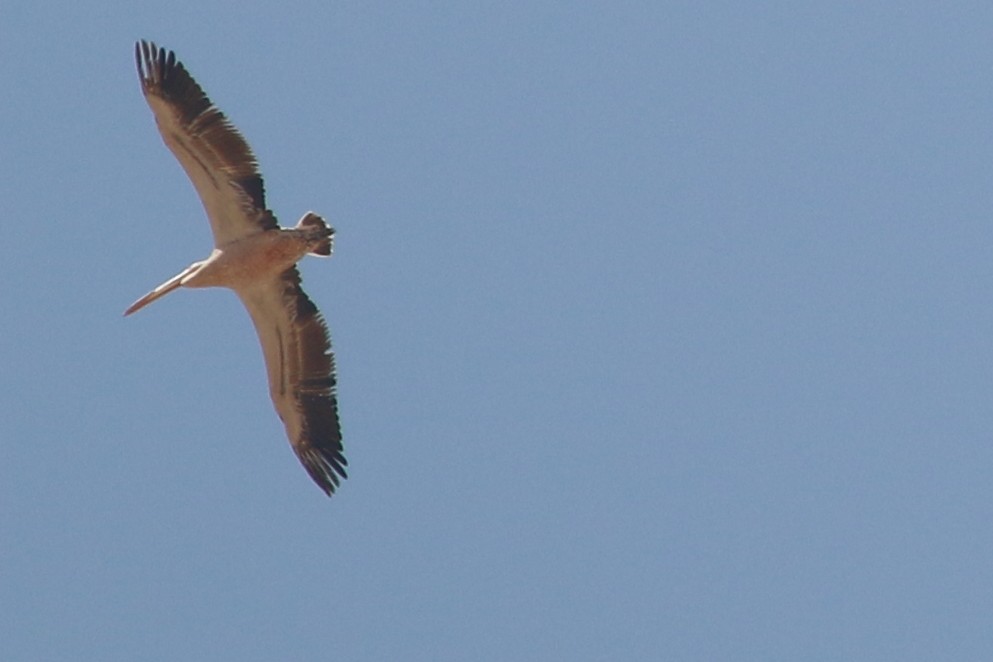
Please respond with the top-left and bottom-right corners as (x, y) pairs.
(168, 220), (331, 292)
(126, 41), (346, 496)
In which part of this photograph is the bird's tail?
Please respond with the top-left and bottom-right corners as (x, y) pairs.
(297, 212), (334, 257)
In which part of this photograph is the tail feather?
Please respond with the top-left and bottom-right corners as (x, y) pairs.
(297, 212), (334, 257)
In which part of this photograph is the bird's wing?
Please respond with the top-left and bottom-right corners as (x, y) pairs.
(236, 268), (346, 495)
(135, 40), (277, 246)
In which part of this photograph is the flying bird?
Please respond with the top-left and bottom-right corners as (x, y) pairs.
(125, 40), (346, 496)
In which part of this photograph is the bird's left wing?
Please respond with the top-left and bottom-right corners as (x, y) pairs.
(135, 40), (277, 246)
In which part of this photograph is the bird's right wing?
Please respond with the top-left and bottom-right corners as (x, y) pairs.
(236, 268), (346, 496)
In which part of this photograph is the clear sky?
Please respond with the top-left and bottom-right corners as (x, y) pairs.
(3, 2), (993, 660)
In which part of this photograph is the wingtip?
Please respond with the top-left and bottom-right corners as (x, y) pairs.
(298, 446), (347, 497)
(135, 39), (153, 61)
(135, 40), (178, 86)
(135, 40), (154, 82)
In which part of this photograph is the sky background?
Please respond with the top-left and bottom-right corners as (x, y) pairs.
(4, 1), (993, 660)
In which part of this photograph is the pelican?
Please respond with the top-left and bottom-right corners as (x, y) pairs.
(125, 41), (346, 496)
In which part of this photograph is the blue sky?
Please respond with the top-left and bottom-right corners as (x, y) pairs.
(4, 1), (993, 659)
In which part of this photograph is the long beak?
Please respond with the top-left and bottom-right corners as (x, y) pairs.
(123, 266), (194, 316)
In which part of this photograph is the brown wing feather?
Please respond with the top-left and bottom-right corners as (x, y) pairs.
(135, 40), (277, 245)
(237, 269), (346, 496)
